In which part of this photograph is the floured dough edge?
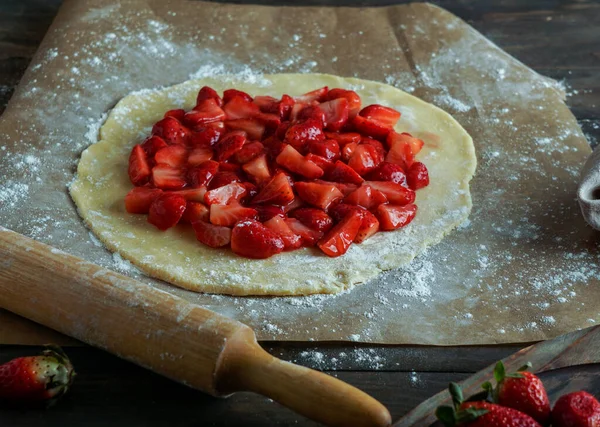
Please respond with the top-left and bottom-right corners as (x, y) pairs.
(70, 73), (477, 296)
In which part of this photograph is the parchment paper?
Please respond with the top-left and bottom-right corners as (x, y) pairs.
(0, 0), (597, 346)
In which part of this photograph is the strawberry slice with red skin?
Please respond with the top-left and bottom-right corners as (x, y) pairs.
(294, 181), (344, 211)
(341, 142), (358, 162)
(291, 208), (334, 233)
(284, 218), (323, 246)
(376, 204), (417, 231)
(214, 131), (247, 161)
(171, 187), (208, 203)
(254, 205), (285, 222)
(320, 98), (349, 131)
(256, 112), (281, 131)
(352, 114), (391, 140)
(278, 95), (295, 120)
(253, 95), (279, 113)
(297, 105), (326, 126)
(141, 135), (169, 157)
(187, 146), (213, 167)
(204, 182), (247, 206)
(361, 137), (386, 159)
(208, 171), (242, 190)
(164, 109), (186, 121)
(187, 160), (219, 188)
(128, 145), (151, 186)
(155, 145), (188, 168)
(327, 160), (365, 185)
(276, 144), (324, 179)
(192, 220), (231, 248)
(317, 210), (362, 257)
(284, 119), (326, 153)
(324, 131), (362, 146)
(325, 89), (362, 118)
(393, 131), (424, 155)
(234, 141), (264, 164)
(314, 179), (358, 196)
(125, 187), (163, 214)
(282, 197), (305, 213)
(148, 193), (187, 230)
(185, 99), (226, 128)
(196, 86), (223, 107)
(264, 215), (302, 250)
(181, 201), (210, 223)
(189, 126), (223, 147)
(305, 154), (334, 174)
(231, 219), (285, 259)
(223, 89), (253, 104)
(344, 185), (387, 210)
(289, 102), (308, 122)
(210, 204), (257, 227)
(367, 162), (407, 186)
(218, 162), (242, 173)
(152, 117), (192, 145)
(223, 96), (261, 120)
(365, 180), (415, 205)
(242, 154), (272, 184)
(152, 164), (186, 190)
(359, 104), (401, 128)
(225, 118), (265, 140)
(308, 139), (340, 161)
(294, 87), (328, 103)
(252, 171), (294, 205)
(355, 210), (380, 243)
(386, 131), (422, 168)
(348, 144), (383, 176)
(406, 161), (430, 190)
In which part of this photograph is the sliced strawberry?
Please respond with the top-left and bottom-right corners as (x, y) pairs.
(284, 119), (325, 152)
(187, 160), (219, 188)
(214, 132), (247, 161)
(184, 99), (226, 128)
(223, 96), (261, 120)
(242, 154), (272, 184)
(189, 126), (223, 147)
(329, 203), (363, 222)
(307, 139), (340, 161)
(125, 187), (163, 214)
(386, 132), (421, 168)
(294, 87), (328, 103)
(282, 197), (305, 213)
(291, 208), (333, 233)
(305, 154), (334, 174)
(187, 146), (213, 167)
(208, 171), (241, 190)
(294, 181), (344, 211)
(152, 164), (186, 190)
(210, 203), (257, 227)
(253, 95), (279, 113)
(223, 89), (253, 104)
(141, 135), (169, 157)
(297, 105), (326, 126)
(320, 98), (349, 131)
(406, 162), (429, 190)
(376, 204), (417, 231)
(264, 216), (302, 250)
(225, 118), (265, 140)
(148, 194), (187, 230)
(204, 182), (247, 206)
(364, 181), (415, 205)
(324, 131), (362, 146)
(355, 210), (379, 243)
(314, 179), (358, 196)
(317, 210), (362, 257)
(196, 86), (223, 107)
(278, 94), (295, 120)
(256, 112), (281, 131)
(241, 182), (258, 200)
(289, 102), (308, 122)
(234, 141), (264, 164)
(128, 145), (151, 186)
(164, 109), (186, 121)
(341, 142), (358, 162)
(326, 89), (361, 118)
(348, 144), (382, 176)
(181, 201), (210, 223)
(327, 160), (365, 185)
(284, 218), (323, 246)
(254, 205), (285, 222)
(343, 185), (387, 210)
(252, 171), (294, 205)
(352, 114), (391, 140)
(192, 220), (231, 248)
(359, 104), (401, 128)
(387, 131), (424, 154)
(155, 145), (188, 168)
(152, 117), (191, 145)
(231, 220), (285, 259)
(172, 187), (207, 203)
(276, 144), (324, 179)
(366, 162), (407, 186)
(361, 137), (386, 159)
(218, 162), (242, 173)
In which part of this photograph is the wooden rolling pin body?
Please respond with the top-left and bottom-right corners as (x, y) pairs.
(0, 227), (390, 427)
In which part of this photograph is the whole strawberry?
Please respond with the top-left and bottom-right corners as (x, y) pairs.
(552, 391), (600, 427)
(0, 346), (75, 404)
(490, 361), (551, 425)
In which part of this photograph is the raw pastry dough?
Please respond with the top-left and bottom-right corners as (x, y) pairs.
(70, 73), (476, 296)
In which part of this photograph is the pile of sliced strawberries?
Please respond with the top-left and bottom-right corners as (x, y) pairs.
(125, 86), (429, 259)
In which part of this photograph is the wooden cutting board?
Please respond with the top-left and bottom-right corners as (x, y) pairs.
(395, 324), (600, 426)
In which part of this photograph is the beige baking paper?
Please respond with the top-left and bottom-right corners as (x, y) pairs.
(0, 0), (597, 345)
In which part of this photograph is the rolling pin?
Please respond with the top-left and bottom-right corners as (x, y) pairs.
(0, 227), (391, 427)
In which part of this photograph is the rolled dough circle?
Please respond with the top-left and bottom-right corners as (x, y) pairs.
(70, 73), (476, 296)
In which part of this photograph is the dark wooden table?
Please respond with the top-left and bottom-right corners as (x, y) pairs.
(0, 1), (598, 425)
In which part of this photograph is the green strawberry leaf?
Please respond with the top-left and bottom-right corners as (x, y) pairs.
(456, 408), (489, 424)
(517, 362), (532, 372)
(493, 361), (506, 383)
(435, 405), (456, 427)
(449, 382), (464, 409)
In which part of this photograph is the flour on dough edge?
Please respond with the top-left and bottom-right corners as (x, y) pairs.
(69, 73), (477, 296)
